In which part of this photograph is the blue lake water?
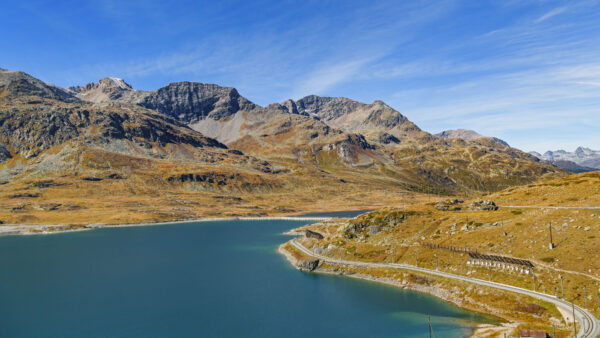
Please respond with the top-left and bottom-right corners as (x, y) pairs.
(0, 220), (490, 337)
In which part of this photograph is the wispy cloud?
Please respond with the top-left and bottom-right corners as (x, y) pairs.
(12, 0), (598, 151)
(289, 57), (376, 99)
(535, 6), (568, 23)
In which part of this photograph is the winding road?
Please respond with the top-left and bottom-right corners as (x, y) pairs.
(291, 240), (600, 337)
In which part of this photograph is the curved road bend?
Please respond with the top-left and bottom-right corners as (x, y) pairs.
(290, 240), (600, 338)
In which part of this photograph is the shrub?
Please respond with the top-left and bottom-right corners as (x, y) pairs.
(518, 303), (546, 315)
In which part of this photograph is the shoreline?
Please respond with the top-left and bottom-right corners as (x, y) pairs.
(0, 216), (331, 237)
(278, 242), (517, 338)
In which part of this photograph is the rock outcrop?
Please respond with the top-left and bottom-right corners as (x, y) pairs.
(467, 200), (499, 211)
(297, 258), (319, 271)
(435, 199), (464, 211)
(304, 230), (324, 240)
(139, 82), (257, 123)
(0, 97), (225, 161)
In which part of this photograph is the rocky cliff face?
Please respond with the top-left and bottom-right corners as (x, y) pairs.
(72, 78), (422, 143)
(0, 70), (227, 163)
(291, 96), (422, 139)
(138, 82), (257, 123)
(0, 97), (225, 160)
(71, 79), (258, 124)
(36, 70), (565, 194)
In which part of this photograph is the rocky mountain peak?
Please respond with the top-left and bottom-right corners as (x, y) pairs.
(436, 129), (509, 147)
(287, 95), (419, 139)
(436, 129), (484, 140)
(138, 81), (257, 123)
(0, 69), (76, 102)
(98, 77), (132, 90)
(68, 77), (136, 103)
(575, 146), (593, 156)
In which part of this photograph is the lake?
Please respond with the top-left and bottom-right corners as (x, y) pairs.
(0, 219), (490, 337)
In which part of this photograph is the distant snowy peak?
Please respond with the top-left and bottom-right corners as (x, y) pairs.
(67, 77), (142, 103)
(530, 147), (600, 170)
(105, 77), (132, 90)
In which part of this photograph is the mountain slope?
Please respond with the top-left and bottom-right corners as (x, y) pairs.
(69, 76), (565, 194)
(0, 70), (425, 226)
(288, 95), (424, 140)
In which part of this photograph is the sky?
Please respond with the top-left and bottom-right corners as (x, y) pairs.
(1, 0), (599, 152)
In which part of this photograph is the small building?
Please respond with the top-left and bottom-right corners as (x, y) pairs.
(519, 329), (548, 338)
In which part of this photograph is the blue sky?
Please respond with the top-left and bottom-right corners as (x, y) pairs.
(1, 0), (599, 152)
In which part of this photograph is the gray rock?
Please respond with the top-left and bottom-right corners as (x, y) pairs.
(468, 200), (498, 211)
(138, 82), (257, 123)
(0, 143), (11, 162)
(304, 230), (324, 240)
(297, 258), (319, 271)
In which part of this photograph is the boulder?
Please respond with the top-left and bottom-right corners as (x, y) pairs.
(468, 200), (498, 211)
(304, 229), (324, 240)
(297, 258), (319, 271)
(435, 203), (461, 211)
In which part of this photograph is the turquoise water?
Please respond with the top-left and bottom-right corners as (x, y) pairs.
(0, 220), (490, 337)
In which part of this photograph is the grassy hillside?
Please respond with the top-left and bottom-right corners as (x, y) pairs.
(287, 171), (600, 336)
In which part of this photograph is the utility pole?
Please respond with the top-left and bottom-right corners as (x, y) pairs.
(552, 325), (555, 338)
(532, 270), (536, 292)
(555, 286), (558, 298)
(434, 254), (438, 271)
(415, 251), (418, 267)
(548, 222), (555, 249)
(584, 286), (588, 310)
(488, 265), (491, 281)
(560, 276), (565, 299)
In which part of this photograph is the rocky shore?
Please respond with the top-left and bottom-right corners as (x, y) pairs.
(0, 216), (330, 236)
(278, 242), (520, 338)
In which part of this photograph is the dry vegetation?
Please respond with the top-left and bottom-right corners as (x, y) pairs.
(0, 142), (433, 229)
(284, 171), (600, 336)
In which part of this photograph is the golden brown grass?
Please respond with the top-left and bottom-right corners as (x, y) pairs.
(287, 171), (600, 335)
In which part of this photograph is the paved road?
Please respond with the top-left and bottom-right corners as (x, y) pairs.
(291, 240), (600, 337)
(501, 205), (600, 210)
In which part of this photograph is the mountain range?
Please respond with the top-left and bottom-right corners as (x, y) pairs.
(66, 75), (560, 188)
(529, 147), (600, 172)
(0, 68), (565, 225)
